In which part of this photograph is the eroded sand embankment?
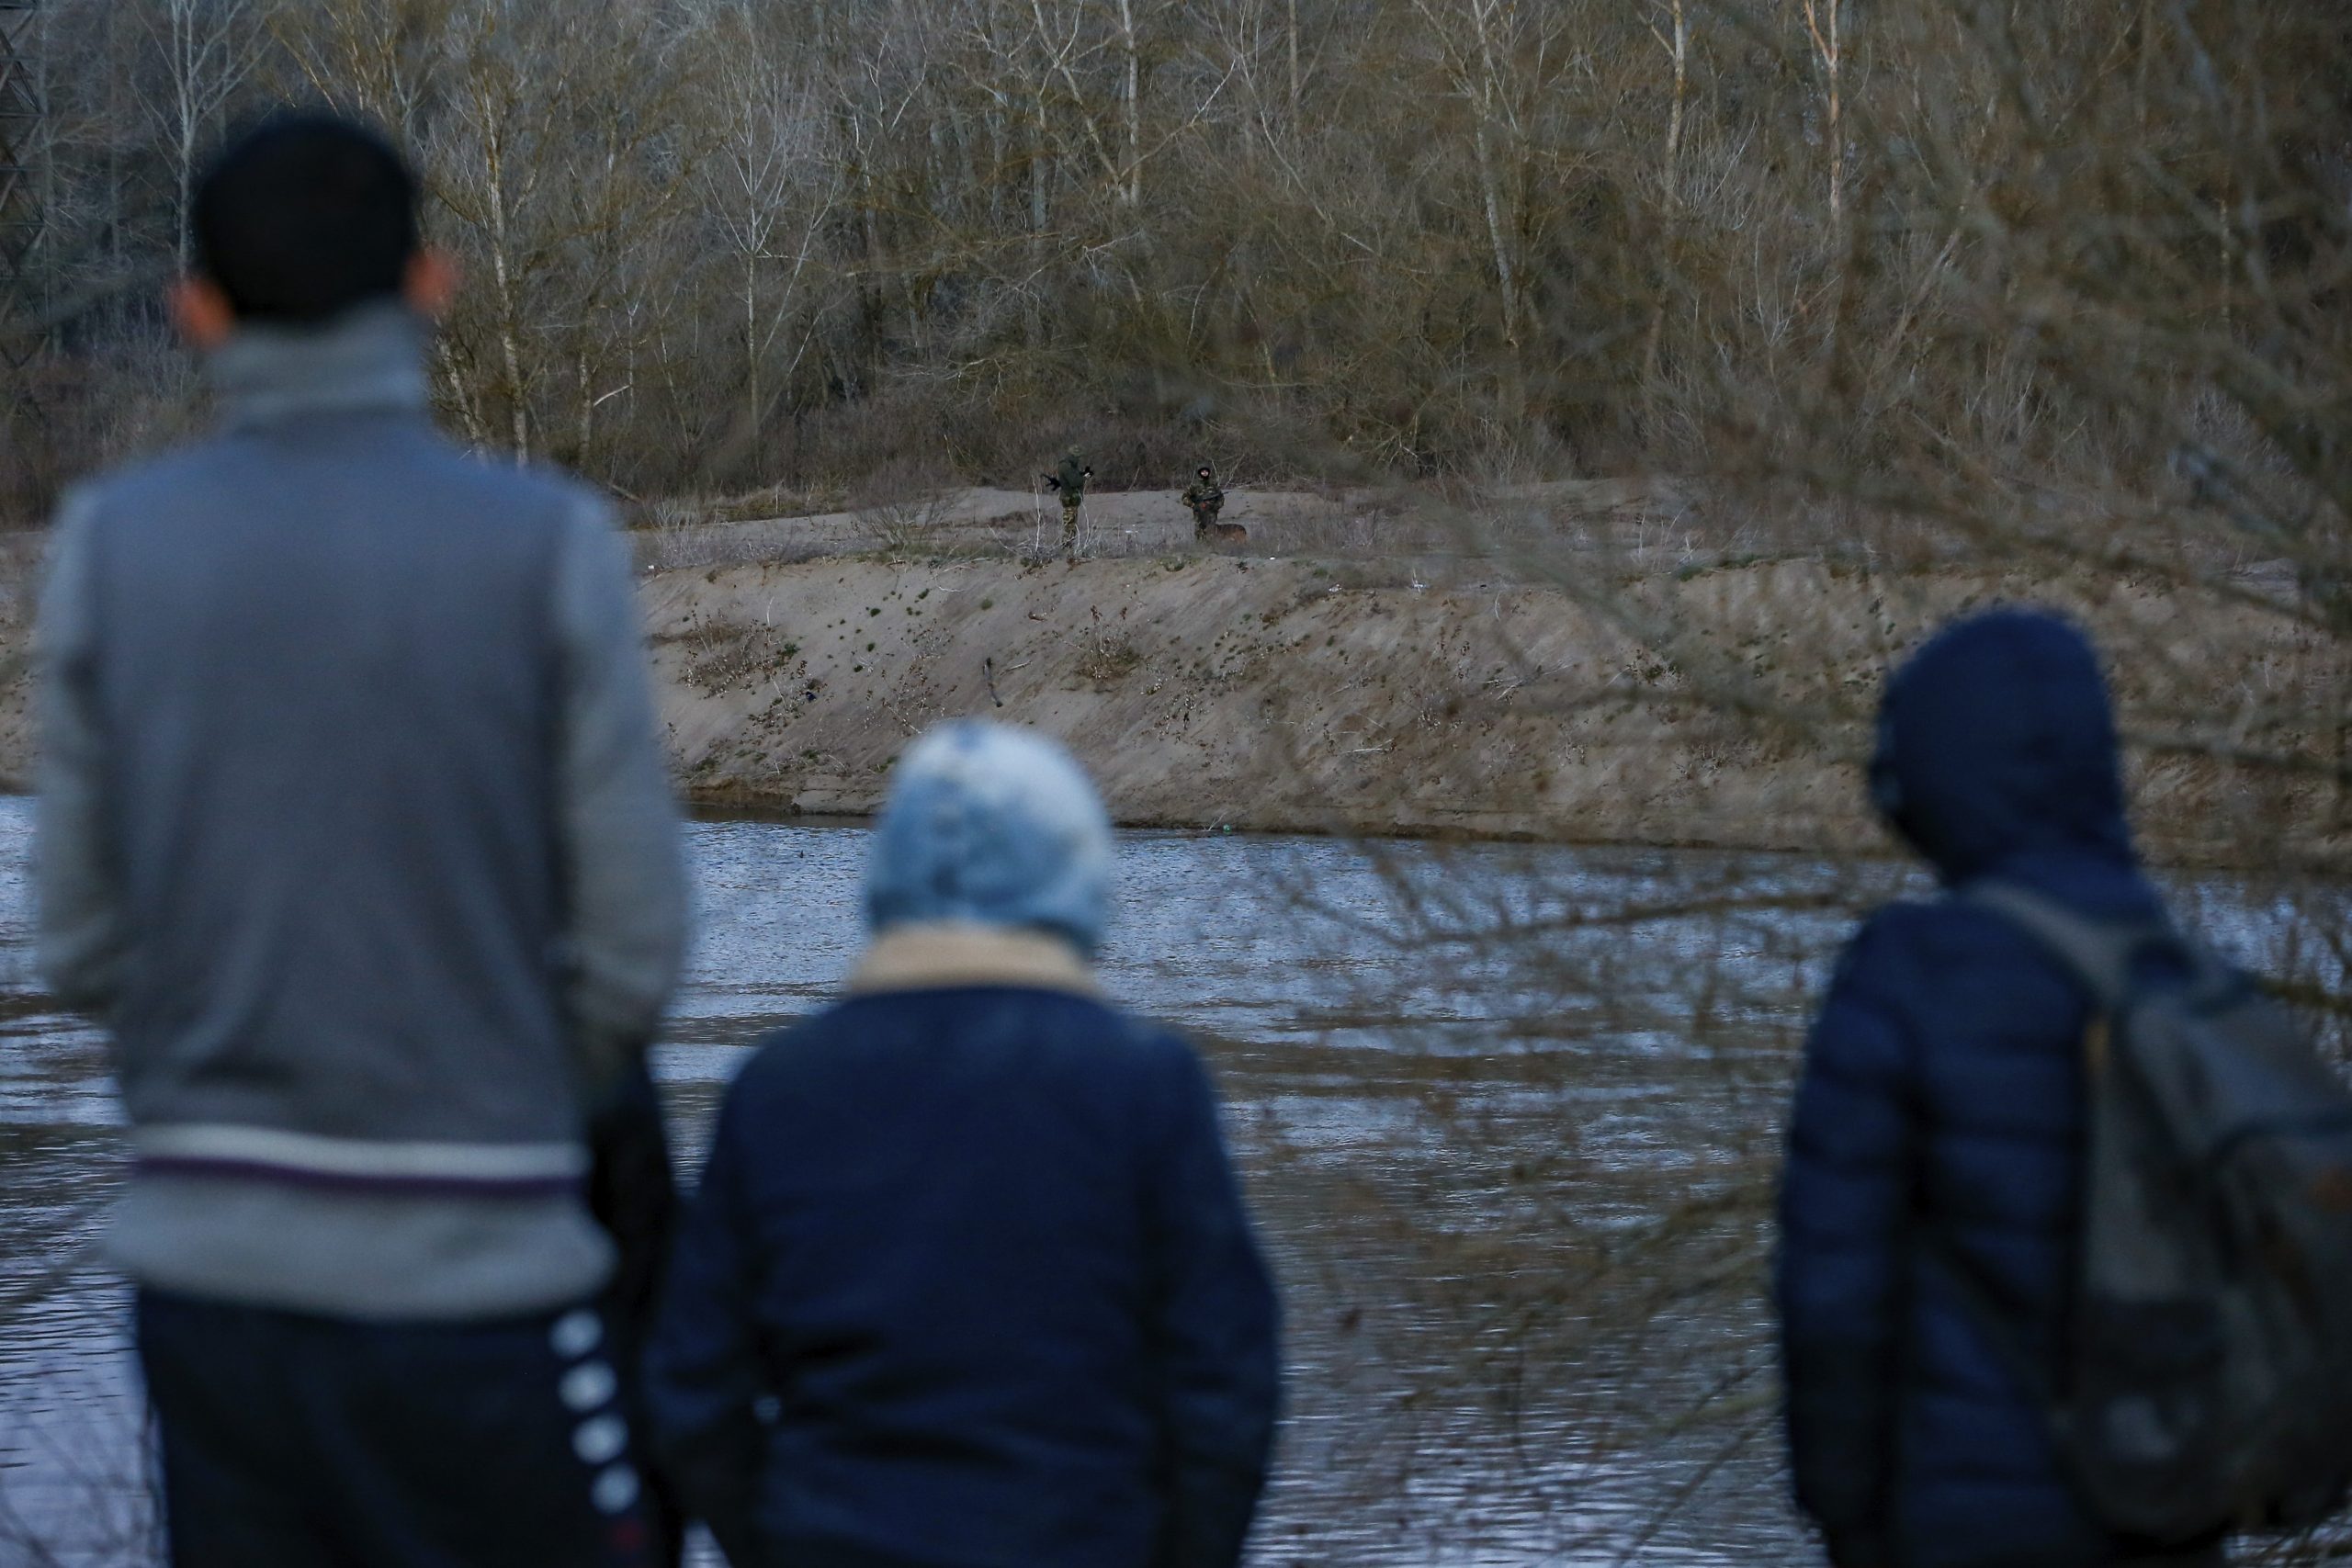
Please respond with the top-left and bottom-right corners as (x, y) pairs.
(642, 548), (2340, 861)
(0, 525), (2330, 861)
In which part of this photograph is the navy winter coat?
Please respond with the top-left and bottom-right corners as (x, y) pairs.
(644, 931), (1280, 1568)
(1776, 611), (2190, 1568)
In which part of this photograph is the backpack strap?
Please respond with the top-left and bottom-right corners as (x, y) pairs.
(1957, 882), (2180, 1012)
(1917, 883), (2131, 1411)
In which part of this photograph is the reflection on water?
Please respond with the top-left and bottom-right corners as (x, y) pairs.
(1, 798), (2326, 1565)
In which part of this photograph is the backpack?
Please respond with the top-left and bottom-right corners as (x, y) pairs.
(1945, 882), (2352, 1544)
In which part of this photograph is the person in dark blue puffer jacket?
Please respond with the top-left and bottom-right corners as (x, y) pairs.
(645, 720), (1281, 1568)
(1776, 609), (2220, 1568)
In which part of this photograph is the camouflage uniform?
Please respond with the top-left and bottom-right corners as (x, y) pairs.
(1049, 452), (1091, 559)
(1182, 469), (1225, 536)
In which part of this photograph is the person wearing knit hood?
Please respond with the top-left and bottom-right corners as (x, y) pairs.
(645, 721), (1282, 1568)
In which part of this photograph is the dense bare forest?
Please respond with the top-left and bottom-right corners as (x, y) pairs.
(0, 0), (2341, 518)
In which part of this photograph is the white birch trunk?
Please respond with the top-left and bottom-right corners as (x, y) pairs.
(1286, 0), (1300, 116)
(1116, 0), (1141, 207)
(479, 110), (531, 463)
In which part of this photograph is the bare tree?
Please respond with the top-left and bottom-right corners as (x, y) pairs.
(1408, 0), (1573, 375)
(138, 0), (262, 270)
(695, 15), (841, 475)
(1800, 0), (1845, 222)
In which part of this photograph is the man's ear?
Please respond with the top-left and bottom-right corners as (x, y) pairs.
(402, 248), (459, 320)
(168, 277), (238, 350)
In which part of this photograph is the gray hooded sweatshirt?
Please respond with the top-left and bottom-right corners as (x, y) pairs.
(34, 302), (688, 1320)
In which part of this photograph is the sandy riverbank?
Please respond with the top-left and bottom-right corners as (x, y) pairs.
(0, 488), (2333, 863)
(642, 537), (2339, 863)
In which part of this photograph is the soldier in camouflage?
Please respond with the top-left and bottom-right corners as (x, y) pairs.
(1182, 466), (1225, 539)
(1044, 449), (1091, 559)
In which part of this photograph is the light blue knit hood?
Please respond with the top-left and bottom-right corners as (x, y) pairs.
(864, 722), (1113, 955)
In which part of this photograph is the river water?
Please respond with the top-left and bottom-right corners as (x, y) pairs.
(1, 797), (2330, 1566)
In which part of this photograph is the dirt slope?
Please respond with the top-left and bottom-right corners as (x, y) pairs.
(643, 547), (2335, 857)
(651, 551), (1804, 841)
(0, 512), (2327, 860)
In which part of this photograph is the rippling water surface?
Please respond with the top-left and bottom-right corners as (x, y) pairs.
(3, 798), (2319, 1565)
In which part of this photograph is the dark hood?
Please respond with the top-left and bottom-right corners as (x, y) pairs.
(1869, 609), (2134, 885)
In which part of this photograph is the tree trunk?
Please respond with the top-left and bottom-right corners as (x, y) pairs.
(1467, 0), (1521, 357)
(1827, 0), (1842, 224)
(1028, 77), (1049, 346)
(480, 112), (531, 463)
(1116, 0), (1141, 207)
(172, 0), (198, 270)
(1286, 0), (1301, 116)
(1665, 0), (1687, 183)
(434, 338), (492, 450)
(1804, 0), (1844, 223)
(573, 342), (594, 470)
(1472, 114), (1519, 349)
(745, 245), (762, 473)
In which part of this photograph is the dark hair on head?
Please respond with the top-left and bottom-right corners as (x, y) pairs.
(191, 110), (421, 325)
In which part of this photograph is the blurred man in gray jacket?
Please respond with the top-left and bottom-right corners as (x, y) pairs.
(34, 111), (687, 1568)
